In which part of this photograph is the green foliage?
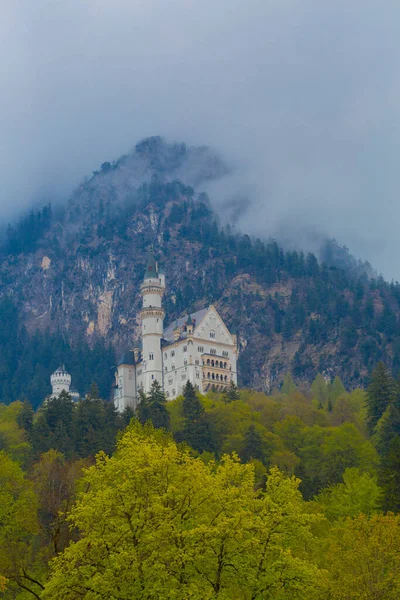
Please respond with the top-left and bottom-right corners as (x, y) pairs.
(314, 468), (381, 521)
(366, 361), (397, 434)
(137, 380), (170, 430)
(281, 373), (298, 395)
(42, 422), (322, 600)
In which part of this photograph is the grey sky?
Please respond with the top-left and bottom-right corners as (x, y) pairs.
(1, 1), (400, 278)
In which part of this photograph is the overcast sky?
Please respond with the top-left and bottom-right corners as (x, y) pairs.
(1, 0), (400, 278)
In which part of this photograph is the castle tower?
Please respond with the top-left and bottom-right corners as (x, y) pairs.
(50, 364), (72, 396)
(140, 253), (165, 392)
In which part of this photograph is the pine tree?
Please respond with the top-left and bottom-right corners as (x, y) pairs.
(329, 376), (345, 404)
(281, 374), (297, 396)
(16, 400), (34, 435)
(241, 425), (265, 463)
(147, 380), (170, 430)
(180, 381), (215, 453)
(366, 362), (397, 434)
(379, 435), (400, 512)
(136, 389), (151, 425)
(311, 373), (329, 406)
(223, 381), (240, 403)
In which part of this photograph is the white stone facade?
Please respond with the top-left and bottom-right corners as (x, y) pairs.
(114, 257), (238, 413)
(50, 365), (80, 401)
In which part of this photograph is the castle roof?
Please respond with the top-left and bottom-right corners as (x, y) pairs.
(52, 364), (68, 375)
(163, 308), (208, 342)
(118, 350), (135, 366)
(144, 252), (158, 280)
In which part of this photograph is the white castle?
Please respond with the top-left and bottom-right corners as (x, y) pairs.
(114, 254), (238, 412)
(50, 364), (80, 401)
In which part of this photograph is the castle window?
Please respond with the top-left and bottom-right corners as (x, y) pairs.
(196, 372), (200, 378)
(222, 351), (229, 358)
(172, 364), (175, 371)
(224, 375), (227, 381)
(183, 346), (187, 352)
(149, 353), (154, 361)
(182, 373), (186, 380)
(171, 351), (175, 357)
(224, 362), (227, 369)
(210, 331), (216, 339)
(220, 361), (223, 368)
(198, 346), (204, 352)
(211, 360), (215, 367)
(168, 377), (173, 385)
(151, 375), (154, 380)
(210, 348), (216, 355)
(165, 367), (168, 373)
(195, 359), (199, 365)
(184, 359), (187, 366)
(208, 372), (210, 379)
(207, 359), (210, 365)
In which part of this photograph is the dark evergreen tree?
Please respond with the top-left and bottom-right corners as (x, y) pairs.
(136, 389), (151, 425)
(146, 380), (170, 430)
(223, 381), (240, 403)
(366, 362), (397, 434)
(16, 400), (34, 435)
(240, 425), (265, 463)
(180, 381), (216, 453)
(379, 435), (400, 513)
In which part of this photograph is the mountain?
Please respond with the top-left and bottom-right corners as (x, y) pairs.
(1, 136), (400, 407)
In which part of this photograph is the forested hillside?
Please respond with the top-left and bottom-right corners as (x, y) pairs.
(2, 137), (400, 406)
(1, 367), (400, 598)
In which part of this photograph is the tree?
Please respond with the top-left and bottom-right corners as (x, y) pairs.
(0, 451), (43, 599)
(137, 382), (170, 430)
(311, 374), (329, 406)
(147, 380), (170, 430)
(281, 373), (298, 395)
(179, 382), (215, 452)
(325, 514), (400, 599)
(366, 362), (397, 434)
(223, 381), (240, 402)
(42, 422), (322, 600)
(241, 424), (265, 463)
(314, 468), (381, 521)
(379, 435), (400, 513)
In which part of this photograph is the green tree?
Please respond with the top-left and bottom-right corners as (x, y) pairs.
(42, 422), (322, 600)
(379, 435), (400, 513)
(179, 381), (215, 452)
(137, 382), (170, 430)
(366, 362), (397, 434)
(241, 424), (265, 463)
(223, 381), (240, 402)
(281, 373), (298, 395)
(311, 373), (329, 406)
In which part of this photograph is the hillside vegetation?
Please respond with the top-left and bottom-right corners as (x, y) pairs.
(1, 365), (400, 598)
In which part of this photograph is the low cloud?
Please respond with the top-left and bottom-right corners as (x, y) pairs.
(1, 1), (400, 278)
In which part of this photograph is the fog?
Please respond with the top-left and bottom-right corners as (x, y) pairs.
(1, 0), (400, 278)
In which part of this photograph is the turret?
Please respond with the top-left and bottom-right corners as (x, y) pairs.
(140, 252), (165, 392)
(50, 364), (79, 399)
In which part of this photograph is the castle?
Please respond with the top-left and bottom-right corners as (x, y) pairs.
(114, 254), (238, 412)
(50, 364), (80, 401)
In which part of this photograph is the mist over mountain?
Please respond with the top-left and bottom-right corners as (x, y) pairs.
(2, 1), (400, 278)
(1, 137), (400, 408)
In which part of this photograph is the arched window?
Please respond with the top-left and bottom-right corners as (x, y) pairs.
(224, 362), (227, 369)
(149, 353), (154, 361)
(212, 373), (215, 380)
(220, 361), (223, 368)
(171, 351), (175, 357)
(183, 346), (187, 352)
(211, 360), (215, 367)
(208, 372), (210, 379)
(224, 375), (227, 381)
(207, 359), (210, 365)
(210, 330), (216, 339)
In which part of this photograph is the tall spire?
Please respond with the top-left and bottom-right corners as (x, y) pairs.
(144, 250), (158, 280)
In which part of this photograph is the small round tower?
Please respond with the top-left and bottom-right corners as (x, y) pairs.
(50, 364), (72, 396)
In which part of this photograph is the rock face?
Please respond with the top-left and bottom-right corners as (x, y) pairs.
(2, 136), (400, 396)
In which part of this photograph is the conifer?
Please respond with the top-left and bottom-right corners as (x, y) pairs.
(366, 362), (397, 434)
